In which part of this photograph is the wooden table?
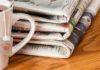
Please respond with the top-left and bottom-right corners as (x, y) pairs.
(6, 11), (100, 70)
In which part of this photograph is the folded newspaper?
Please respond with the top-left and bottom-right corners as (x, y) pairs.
(13, 0), (100, 58)
(13, 0), (80, 23)
(12, 0), (92, 41)
(12, 21), (73, 40)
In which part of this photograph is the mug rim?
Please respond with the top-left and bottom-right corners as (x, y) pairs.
(0, 0), (14, 12)
(0, 6), (13, 13)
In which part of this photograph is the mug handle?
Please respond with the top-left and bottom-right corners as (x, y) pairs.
(11, 13), (35, 56)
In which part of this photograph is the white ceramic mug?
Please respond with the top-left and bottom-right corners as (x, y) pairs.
(0, 0), (35, 70)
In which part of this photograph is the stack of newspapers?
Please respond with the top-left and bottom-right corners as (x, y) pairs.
(12, 0), (100, 58)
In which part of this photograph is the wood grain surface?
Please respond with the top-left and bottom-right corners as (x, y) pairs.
(5, 11), (100, 70)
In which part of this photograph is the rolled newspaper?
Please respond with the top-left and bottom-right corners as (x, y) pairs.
(14, 0), (100, 58)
